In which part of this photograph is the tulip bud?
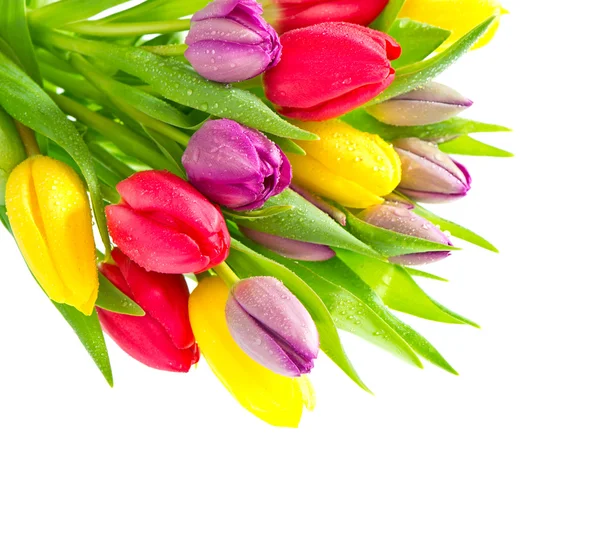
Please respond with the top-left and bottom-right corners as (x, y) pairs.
(105, 170), (230, 274)
(359, 202), (452, 265)
(0, 109), (26, 205)
(366, 82), (473, 126)
(98, 249), (199, 372)
(182, 119), (291, 211)
(273, 0), (388, 33)
(185, 0), (282, 83)
(240, 226), (335, 261)
(5, 156), (99, 314)
(226, 276), (319, 377)
(287, 120), (401, 208)
(393, 138), (471, 203)
(264, 22), (401, 121)
(399, 0), (506, 50)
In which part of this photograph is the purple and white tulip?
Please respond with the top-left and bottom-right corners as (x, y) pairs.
(240, 226), (335, 261)
(359, 202), (452, 266)
(182, 119), (291, 211)
(366, 82), (472, 126)
(225, 276), (319, 377)
(393, 138), (471, 203)
(185, 0), (282, 83)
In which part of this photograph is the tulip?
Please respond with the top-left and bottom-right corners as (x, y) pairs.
(185, 0), (282, 83)
(399, 0), (506, 50)
(273, 0), (389, 33)
(226, 276), (319, 376)
(105, 170), (230, 274)
(0, 109), (26, 205)
(359, 202), (452, 265)
(263, 22), (401, 121)
(5, 156), (98, 314)
(98, 249), (199, 372)
(393, 138), (471, 203)
(189, 276), (315, 427)
(286, 120), (401, 208)
(366, 82), (473, 126)
(240, 226), (335, 261)
(182, 119), (291, 211)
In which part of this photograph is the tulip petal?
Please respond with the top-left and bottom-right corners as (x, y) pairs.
(189, 276), (305, 427)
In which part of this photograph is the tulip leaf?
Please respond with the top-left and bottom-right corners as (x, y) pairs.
(413, 203), (499, 253)
(342, 209), (457, 257)
(405, 267), (448, 282)
(223, 205), (293, 221)
(0, 0), (42, 84)
(54, 304), (114, 387)
(370, 16), (497, 104)
(439, 135), (514, 157)
(141, 126), (186, 178)
(336, 249), (477, 326)
(227, 237), (371, 393)
(371, 0), (406, 33)
(0, 205), (9, 231)
(240, 188), (381, 258)
(27, 0), (130, 27)
(266, 135), (306, 156)
(344, 109), (510, 142)
(0, 50), (112, 256)
(39, 32), (317, 141)
(103, 0), (211, 23)
(96, 273), (145, 317)
(389, 19), (451, 67)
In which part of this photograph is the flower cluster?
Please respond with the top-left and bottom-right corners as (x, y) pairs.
(0, 0), (508, 427)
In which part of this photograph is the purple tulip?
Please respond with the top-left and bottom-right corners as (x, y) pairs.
(366, 82), (473, 126)
(225, 276), (319, 377)
(240, 226), (335, 261)
(359, 202), (452, 266)
(182, 119), (291, 211)
(393, 138), (471, 203)
(185, 0), (282, 83)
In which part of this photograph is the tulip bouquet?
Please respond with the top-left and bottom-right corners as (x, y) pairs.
(0, 0), (510, 426)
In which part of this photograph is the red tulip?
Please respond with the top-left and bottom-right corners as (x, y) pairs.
(97, 249), (199, 372)
(106, 170), (230, 274)
(275, 0), (389, 33)
(263, 22), (400, 121)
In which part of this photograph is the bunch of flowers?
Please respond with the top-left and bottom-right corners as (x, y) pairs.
(0, 0), (510, 427)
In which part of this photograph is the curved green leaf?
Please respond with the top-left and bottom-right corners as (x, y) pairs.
(370, 0), (406, 32)
(28, 0), (129, 27)
(96, 273), (145, 317)
(439, 135), (514, 157)
(389, 19), (451, 67)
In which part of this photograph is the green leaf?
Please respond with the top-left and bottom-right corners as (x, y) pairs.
(223, 205), (293, 222)
(28, 0), (129, 27)
(343, 208), (457, 257)
(405, 267), (448, 282)
(54, 304), (114, 386)
(370, 17), (497, 105)
(413, 203), (499, 253)
(265, 134), (306, 156)
(344, 109), (510, 142)
(236, 188), (380, 257)
(440, 135), (514, 157)
(39, 32), (317, 141)
(104, 0), (210, 23)
(336, 249), (477, 326)
(370, 0), (406, 32)
(141, 125), (186, 178)
(96, 272), (145, 316)
(389, 19), (451, 67)
(0, 205), (9, 231)
(0, 0), (42, 83)
(0, 50), (112, 255)
(226, 237), (370, 392)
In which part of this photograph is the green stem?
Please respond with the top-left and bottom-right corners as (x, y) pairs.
(142, 44), (188, 56)
(212, 262), (240, 289)
(65, 19), (191, 37)
(15, 122), (40, 157)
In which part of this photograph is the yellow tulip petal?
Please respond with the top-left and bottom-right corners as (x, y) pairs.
(30, 157), (98, 315)
(399, 0), (505, 50)
(294, 120), (401, 196)
(288, 153), (385, 209)
(296, 375), (316, 412)
(189, 276), (306, 428)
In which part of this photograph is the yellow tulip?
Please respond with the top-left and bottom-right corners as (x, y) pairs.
(5, 156), (99, 315)
(399, 0), (506, 50)
(287, 120), (402, 209)
(189, 276), (315, 427)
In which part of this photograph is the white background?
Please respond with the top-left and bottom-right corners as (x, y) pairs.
(2, 1), (600, 533)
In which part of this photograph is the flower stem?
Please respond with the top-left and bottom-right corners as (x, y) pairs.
(142, 44), (188, 56)
(15, 122), (40, 157)
(212, 262), (239, 289)
(65, 19), (191, 37)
